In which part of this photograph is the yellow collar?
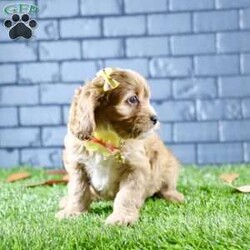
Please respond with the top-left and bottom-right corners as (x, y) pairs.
(84, 129), (123, 158)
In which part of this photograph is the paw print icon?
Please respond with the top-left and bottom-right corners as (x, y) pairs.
(4, 14), (37, 39)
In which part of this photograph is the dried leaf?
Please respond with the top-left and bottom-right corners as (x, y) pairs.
(62, 174), (69, 181)
(6, 172), (31, 183)
(43, 179), (68, 186)
(235, 185), (250, 193)
(45, 169), (67, 175)
(220, 173), (239, 185)
(26, 179), (68, 188)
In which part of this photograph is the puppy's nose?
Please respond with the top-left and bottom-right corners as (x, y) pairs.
(150, 115), (158, 125)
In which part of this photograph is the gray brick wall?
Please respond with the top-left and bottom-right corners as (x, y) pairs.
(0, 0), (249, 167)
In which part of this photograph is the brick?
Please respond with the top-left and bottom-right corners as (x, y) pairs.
(174, 122), (218, 142)
(194, 55), (239, 76)
(0, 65), (16, 84)
(0, 108), (18, 126)
(150, 57), (192, 77)
(242, 99), (250, 118)
(158, 123), (172, 142)
(244, 143), (250, 161)
(105, 59), (148, 77)
(81, 0), (121, 15)
(217, 32), (250, 53)
(168, 144), (196, 164)
(61, 61), (99, 82)
(152, 101), (195, 122)
(104, 16), (146, 36)
(35, 20), (59, 40)
(241, 54), (250, 74)
(0, 86), (39, 105)
(169, 0), (213, 10)
(63, 106), (70, 124)
(82, 39), (123, 59)
(240, 9), (250, 29)
(148, 79), (171, 100)
(0, 43), (37, 62)
(148, 14), (191, 35)
(218, 76), (250, 97)
(0, 23), (10, 41)
(38, 0), (78, 18)
(171, 34), (215, 55)
(197, 100), (241, 121)
(60, 18), (101, 38)
(198, 143), (243, 164)
(0, 128), (40, 147)
(39, 41), (81, 61)
(20, 106), (61, 125)
(19, 63), (60, 84)
(42, 126), (66, 146)
(216, 0), (250, 9)
(41, 84), (79, 104)
(173, 78), (216, 99)
(0, 149), (19, 168)
(220, 121), (250, 141)
(21, 148), (62, 168)
(194, 10), (238, 32)
(126, 37), (169, 57)
(125, 0), (167, 13)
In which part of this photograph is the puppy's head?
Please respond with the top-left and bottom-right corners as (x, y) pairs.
(69, 68), (158, 140)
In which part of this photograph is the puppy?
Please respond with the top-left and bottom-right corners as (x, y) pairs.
(56, 68), (184, 225)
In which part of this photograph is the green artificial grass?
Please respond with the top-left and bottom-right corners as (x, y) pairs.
(0, 165), (249, 250)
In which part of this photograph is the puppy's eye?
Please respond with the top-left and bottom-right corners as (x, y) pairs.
(127, 96), (139, 105)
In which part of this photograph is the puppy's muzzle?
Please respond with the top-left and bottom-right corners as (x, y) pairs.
(150, 115), (158, 125)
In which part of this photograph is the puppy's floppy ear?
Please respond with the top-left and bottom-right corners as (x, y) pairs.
(68, 81), (103, 140)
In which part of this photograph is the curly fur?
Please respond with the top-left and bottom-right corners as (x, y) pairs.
(56, 68), (184, 225)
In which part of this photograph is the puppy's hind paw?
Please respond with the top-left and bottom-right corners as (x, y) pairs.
(105, 212), (138, 226)
(55, 209), (85, 219)
(162, 190), (185, 203)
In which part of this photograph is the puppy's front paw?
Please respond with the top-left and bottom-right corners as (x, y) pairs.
(55, 209), (85, 219)
(58, 195), (69, 209)
(105, 212), (138, 226)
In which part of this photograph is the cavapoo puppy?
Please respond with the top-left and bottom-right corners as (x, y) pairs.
(56, 67), (184, 225)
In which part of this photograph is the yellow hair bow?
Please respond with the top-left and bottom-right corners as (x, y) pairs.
(97, 68), (120, 92)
